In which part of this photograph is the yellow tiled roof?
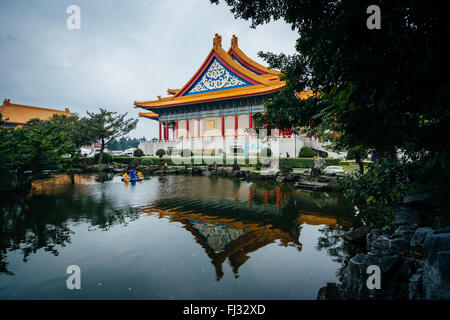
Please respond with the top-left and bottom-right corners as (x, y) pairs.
(0, 99), (71, 125)
(134, 34), (286, 110)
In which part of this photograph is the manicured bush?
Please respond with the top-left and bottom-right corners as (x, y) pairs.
(133, 148), (144, 157)
(298, 146), (316, 158)
(156, 149), (166, 158)
(280, 157), (340, 168)
(94, 152), (113, 164)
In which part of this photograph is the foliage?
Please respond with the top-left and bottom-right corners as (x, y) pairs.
(156, 149), (166, 158)
(106, 137), (146, 151)
(339, 159), (416, 228)
(85, 108), (138, 164)
(133, 148), (144, 157)
(298, 146), (315, 158)
(280, 157), (340, 168)
(94, 152), (113, 164)
(212, 0), (450, 211)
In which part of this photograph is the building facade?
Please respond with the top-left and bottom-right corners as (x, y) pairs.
(135, 34), (333, 157)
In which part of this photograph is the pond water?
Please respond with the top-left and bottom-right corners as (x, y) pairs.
(0, 173), (356, 299)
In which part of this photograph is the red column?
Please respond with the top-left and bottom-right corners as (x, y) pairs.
(165, 121), (168, 141)
(197, 118), (200, 138)
(249, 113), (253, 136)
(234, 114), (238, 138)
(221, 115), (225, 137)
(176, 120), (178, 139)
(186, 119), (189, 139)
(159, 121), (161, 141)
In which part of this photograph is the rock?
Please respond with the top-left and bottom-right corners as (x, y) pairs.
(344, 228), (370, 244)
(279, 165), (293, 176)
(410, 227), (435, 248)
(423, 232), (450, 253)
(342, 253), (401, 299)
(192, 166), (207, 175)
(293, 180), (331, 191)
(314, 157), (326, 170)
(391, 206), (421, 228)
(369, 234), (410, 253)
(422, 250), (450, 299)
(203, 170), (211, 176)
(284, 172), (305, 182)
(317, 175), (335, 183)
(409, 271), (423, 300)
(403, 192), (432, 205)
(208, 161), (218, 171)
(232, 163), (241, 171)
(317, 283), (341, 300)
(436, 226), (450, 234)
(276, 175), (285, 183)
(322, 166), (345, 175)
(259, 169), (277, 178)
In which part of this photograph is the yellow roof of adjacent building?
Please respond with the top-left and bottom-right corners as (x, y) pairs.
(134, 34), (286, 110)
(0, 99), (71, 125)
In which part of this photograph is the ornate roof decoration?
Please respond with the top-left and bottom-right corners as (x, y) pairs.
(134, 34), (287, 113)
(184, 58), (252, 95)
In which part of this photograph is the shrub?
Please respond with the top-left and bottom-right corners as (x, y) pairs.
(94, 152), (113, 164)
(133, 148), (144, 157)
(280, 158), (340, 168)
(156, 149), (166, 158)
(339, 159), (415, 228)
(298, 146), (316, 158)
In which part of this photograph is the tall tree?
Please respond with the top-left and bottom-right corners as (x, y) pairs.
(86, 109), (138, 164)
(212, 0), (450, 202)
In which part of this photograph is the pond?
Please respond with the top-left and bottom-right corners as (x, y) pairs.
(0, 173), (356, 299)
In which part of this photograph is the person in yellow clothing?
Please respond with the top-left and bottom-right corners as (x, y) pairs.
(122, 172), (130, 182)
(137, 171), (143, 180)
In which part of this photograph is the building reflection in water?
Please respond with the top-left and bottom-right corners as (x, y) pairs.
(139, 179), (353, 281)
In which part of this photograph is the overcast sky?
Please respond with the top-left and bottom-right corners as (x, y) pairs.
(0, 0), (298, 139)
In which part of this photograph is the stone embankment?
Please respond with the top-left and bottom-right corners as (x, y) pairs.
(337, 194), (450, 300)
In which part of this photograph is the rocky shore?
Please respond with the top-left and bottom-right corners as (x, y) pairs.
(322, 193), (450, 300)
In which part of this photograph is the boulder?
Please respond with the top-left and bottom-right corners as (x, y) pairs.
(422, 250), (450, 299)
(314, 157), (326, 170)
(232, 163), (241, 171)
(279, 165), (293, 176)
(322, 166), (345, 175)
(344, 227), (370, 244)
(410, 227), (435, 248)
(391, 206), (421, 228)
(423, 232), (450, 253)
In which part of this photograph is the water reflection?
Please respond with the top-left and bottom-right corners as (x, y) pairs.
(0, 174), (356, 299)
(139, 177), (354, 281)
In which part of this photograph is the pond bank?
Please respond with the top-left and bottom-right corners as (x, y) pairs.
(320, 193), (450, 300)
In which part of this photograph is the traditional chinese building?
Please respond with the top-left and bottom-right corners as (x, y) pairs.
(135, 34), (329, 157)
(0, 99), (71, 128)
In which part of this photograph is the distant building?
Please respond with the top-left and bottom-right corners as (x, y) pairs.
(0, 98), (71, 128)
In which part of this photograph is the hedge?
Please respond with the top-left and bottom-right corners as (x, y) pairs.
(280, 158), (340, 168)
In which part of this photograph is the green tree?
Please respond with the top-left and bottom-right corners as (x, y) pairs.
(133, 148), (144, 157)
(86, 109), (138, 164)
(212, 0), (450, 209)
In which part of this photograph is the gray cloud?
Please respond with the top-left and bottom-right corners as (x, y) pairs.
(0, 0), (298, 138)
